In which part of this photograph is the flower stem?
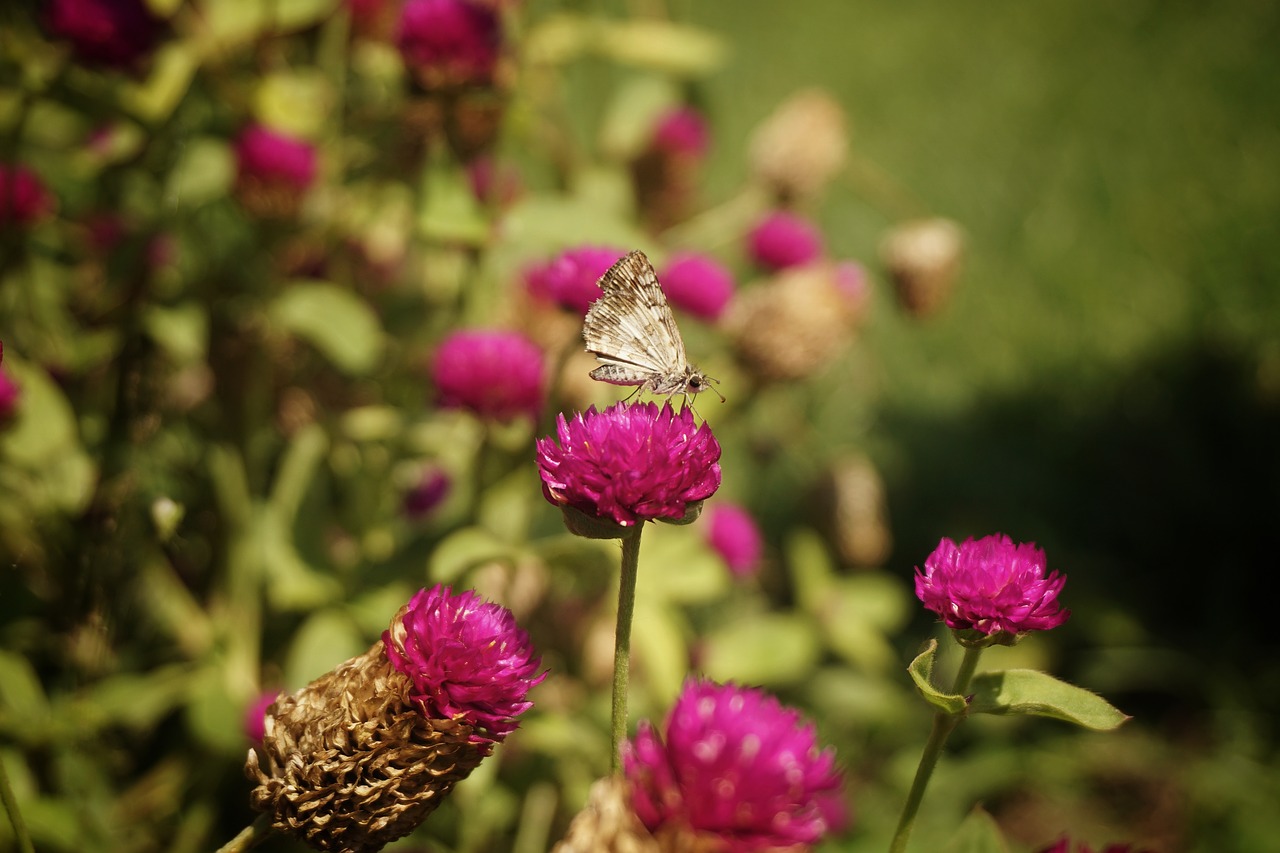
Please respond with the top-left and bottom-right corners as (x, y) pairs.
(215, 813), (273, 853)
(887, 643), (985, 853)
(610, 525), (645, 773)
(0, 753), (33, 853)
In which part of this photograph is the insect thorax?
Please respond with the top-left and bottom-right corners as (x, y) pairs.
(649, 365), (716, 397)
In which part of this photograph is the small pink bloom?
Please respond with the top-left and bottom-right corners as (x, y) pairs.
(652, 106), (710, 158)
(383, 585), (545, 742)
(234, 125), (318, 191)
(748, 211), (823, 271)
(660, 252), (735, 322)
(524, 246), (627, 314)
(705, 502), (763, 579)
(536, 402), (722, 528)
(43, 0), (163, 70)
(624, 680), (846, 851)
(915, 534), (1070, 637)
(396, 0), (501, 88)
(0, 164), (53, 227)
(243, 691), (278, 743)
(431, 329), (545, 422)
(402, 466), (451, 519)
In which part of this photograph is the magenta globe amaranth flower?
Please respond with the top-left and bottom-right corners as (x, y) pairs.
(431, 329), (545, 422)
(915, 533), (1070, 640)
(43, 0), (163, 70)
(537, 402), (722, 530)
(623, 680), (846, 852)
(233, 125), (318, 218)
(383, 585), (545, 742)
(243, 691), (278, 743)
(397, 0), (501, 89)
(525, 246), (627, 314)
(1038, 839), (1156, 853)
(660, 252), (735, 322)
(402, 466), (451, 519)
(706, 501), (764, 579)
(653, 106), (710, 158)
(748, 211), (824, 271)
(0, 163), (53, 227)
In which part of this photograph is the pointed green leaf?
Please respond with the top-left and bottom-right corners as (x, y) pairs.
(969, 669), (1130, 731)
(942, 806), (1010, 853)
(269, 281), (384, 375)
(908, 639), (968, 715)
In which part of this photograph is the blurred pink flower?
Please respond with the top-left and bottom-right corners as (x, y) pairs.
(0, 163), (53, 227)
(396, 0), (501, 89)
(660, 252), (735, 322)
(402, 466), (451, 519)
(536, 402), (722, 528)
(466, 155), (522, 207)
(705, 502), (763, 579)
(525, 246), (627, 314)
(43, 0), (163, 70)
(748, 211), (823, 271)
(234, 125), (318, 191)
(915, 534), (1070, 637)
(383, 585), (545, 742)
(431, 329), (545, 422)
(0, 367), (19, 425)
(243, 691), (278, 743)
(652, 106), (710, 158)
(624, 679), (847, 851)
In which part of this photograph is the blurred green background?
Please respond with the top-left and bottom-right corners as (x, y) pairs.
(2, 0), (1278, 851)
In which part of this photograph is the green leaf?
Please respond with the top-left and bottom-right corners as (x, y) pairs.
(598, 75), (680, 160)
(0, 652), (49, 738)
(0, 358), (79, 462)
(253, 69), (335, 139)
(942, 806), (1010, 853)
(285, 609), (367, 688)
(429, 526), (516, 585)
(163, 136), (234, 209)
(418, 152), (488, 245)
(908, 639), (968, 715)
(701, 613), (821, 687)
(635, 524), (730, 605)
(595, 19), (728, 77)
(121, 41), (198, 121)
(269, 281), (384, 375)
(969, 669), (1130, 731)
(143, 302), (208, 364)
(631, 600), (689, 707)
(57, 665), (194, 734)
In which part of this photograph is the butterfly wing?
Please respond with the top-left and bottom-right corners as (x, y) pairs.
(583, 250), (688, 387)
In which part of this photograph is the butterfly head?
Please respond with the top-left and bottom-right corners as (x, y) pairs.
(684, 367), (725, 403)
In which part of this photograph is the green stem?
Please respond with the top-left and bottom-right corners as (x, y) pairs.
(887, 643), (985, 853)
(610, 526), (645, 773)
(0, 753), (33, 853)
(215, 813), (273, 853)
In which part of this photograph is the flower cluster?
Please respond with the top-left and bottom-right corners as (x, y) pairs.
(536, 401), (722, 529)
(705, 501), (764, 579)
(915, 533), (1070, 638)
(660, 252), (736, 322)
(233, 125), (319, 218)
(0, 342), (19, 426)
(431, 329), (545, 422)
(43, 0), (163, 70)
(396, 0), (502, 89)
(748, 210), (823, 271)
(0, 163), (53, 228)
(383, 585), (545, 741)
(623, 680), (846, 851)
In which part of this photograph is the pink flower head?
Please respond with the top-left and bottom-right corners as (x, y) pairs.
(383, 585), (545, 741)
(43, 0), (163, 70)
(234, 125), (318, 191)
(624, 680), (846, 851)
(915, 534), (1070, 637)
(748, 211), (823, 271)
(402, 466), (451, 519)
(537, 402), (722, 528)
(660, 252), (735, 322)
(525, 246), (627, 314)
(0, 163), (53, 227)
(243, 691), (278, 743)
(0, 367), (19, 425)
(396, 0), (501, 89)
(705, 502), (764, 579)
(653, 106), (710, 158)
(431, 329), (545, 422)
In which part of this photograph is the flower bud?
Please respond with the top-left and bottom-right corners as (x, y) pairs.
(879, 217), (964, 317)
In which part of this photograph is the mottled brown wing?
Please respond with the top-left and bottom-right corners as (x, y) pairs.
(583, 250), (688, 385)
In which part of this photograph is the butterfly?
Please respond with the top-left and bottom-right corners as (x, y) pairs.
(583, 249), (723, 403)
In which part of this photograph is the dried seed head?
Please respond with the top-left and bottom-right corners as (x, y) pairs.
(552, 776), (662, 853)
(726, 263), (860, 383)
(749, 89), (849, 203)
(246, 642), (489, 853)
(879, 217), (965, 317)
(818, 455), (893, 568)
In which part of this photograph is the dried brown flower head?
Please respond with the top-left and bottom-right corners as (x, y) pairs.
(749, 89), (849, 204)
(879, 217), (965, 317)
